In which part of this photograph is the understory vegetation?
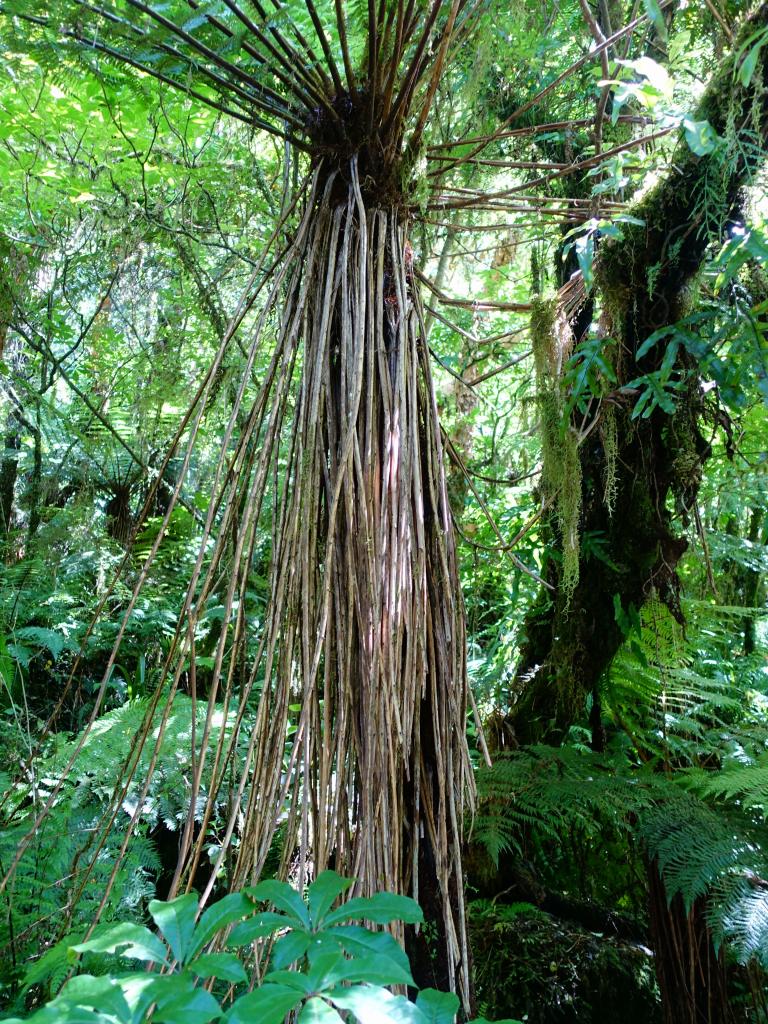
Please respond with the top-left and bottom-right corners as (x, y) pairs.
(0, 0), (767, 1021)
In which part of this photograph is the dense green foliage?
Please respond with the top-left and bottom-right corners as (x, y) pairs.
(0, 0), (767, 1021)
(6, 871), (519, 1024)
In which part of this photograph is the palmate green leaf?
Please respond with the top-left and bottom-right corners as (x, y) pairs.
(324, 952), (414, 988)
(324, 925), (413, 979)
(151, 976), (222, 1024)
(321, 893), (424, 928)
(328, 985), (425, 1024)
(16, 974), (148, 1024)
(190, 952), (248, 983)
(261, 969), (313, 994)
(6, 1007), (118, 1024)
(415, 990), (460, 1024)
(227, 910), (289, 946)
(59, 974), (133, 1020)
(304, 941), (415, 997)
(71, 922), (168, 965)
(245, 878), (311, 927)
(307, 869), (355, 925)
(224, 982), (303, 1024)
(271, 928), (313, 968)
(468, 1019), (523, 1024)
(299, 997), (345, 1024)
(189, 892), (253, 958)
(150, 894), (199, 965)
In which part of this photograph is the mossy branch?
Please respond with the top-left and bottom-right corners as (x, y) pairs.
(598, 1), (768, 346)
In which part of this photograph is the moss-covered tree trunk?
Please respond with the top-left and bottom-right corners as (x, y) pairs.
(509, 8), (768, 1021)
(513, 1), (768, 743)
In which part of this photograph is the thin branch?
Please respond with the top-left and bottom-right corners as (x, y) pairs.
(303, 0), (345, 95)
(430, 0), (675, 175)
(417, 269), (532, 311)
(334, 0), (358, 98)
(428, 128), (673, 209)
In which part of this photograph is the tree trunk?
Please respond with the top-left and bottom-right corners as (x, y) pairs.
(162, 164), (474, 1005)
(513, 1), (768, 742)
(509, 10), (768, 1024)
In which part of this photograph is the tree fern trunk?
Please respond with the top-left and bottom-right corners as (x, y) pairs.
(162, 162), (474, 1005)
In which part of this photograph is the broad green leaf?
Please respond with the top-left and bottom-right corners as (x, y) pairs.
(319, 952), (414, 988)
(112, 973), (160, 1024)
(682, 118), (719, 156)
(152, 978), (222, 1024)
(224, 983), (303, 1024)
(468, 1019), (523, 1024)
(574, 232), (595, 291)
(322, 893), (424, 927)
(190, 953), (248, 983)
(307, 870), (355, 926)
(228, 911), (288, 947)
(271, 928), (313, 968)
(329, 985), (426, 1024)
(58, 974), (133, 1019)
(190, 893), (253, 957)
(299, 998), (345, 1024)
(71, 923), (167, 965)
(245, 878), (311, 926)
(739, 42), (762, 87)
(15, 1010), (111, 1024)
(636, 326), (673, 360)
(262, 970), (314, 994)
(150, 894), (200, 965)
(325, 926), (412, 979)
(643, 0), (667, 40)
(415, 989), (460, 1024)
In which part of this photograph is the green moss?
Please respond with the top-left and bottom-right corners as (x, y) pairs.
(532, 297), (582, 606)
(601, 405), (618, 515)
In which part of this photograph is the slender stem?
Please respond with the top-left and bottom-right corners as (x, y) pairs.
(192, 0), (333, 116)
(407, 0), (462, 156)
(334, 0), (358, 99)
(368, 0), (379, 122)
(383, 0), (448, 140)
(430, 0), (675, 175)
(304, 0), (345, 96)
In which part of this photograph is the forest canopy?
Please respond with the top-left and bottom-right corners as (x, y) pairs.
(0, 0), (767, 1022)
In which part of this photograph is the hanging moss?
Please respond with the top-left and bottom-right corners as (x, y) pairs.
(531, 296), (581, 606)
(601, 404), (618, 515)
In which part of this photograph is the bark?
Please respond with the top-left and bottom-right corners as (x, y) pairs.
(0, 416), (20, 552)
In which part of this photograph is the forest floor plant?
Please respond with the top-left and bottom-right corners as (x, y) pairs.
(3, 871), (519, 1024)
